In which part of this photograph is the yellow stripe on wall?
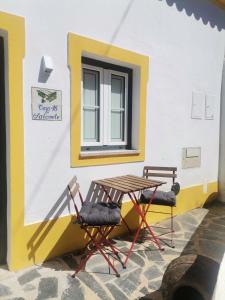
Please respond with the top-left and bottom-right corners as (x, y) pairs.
(12, 182), (218, 270)
(0, 11), (25, 271)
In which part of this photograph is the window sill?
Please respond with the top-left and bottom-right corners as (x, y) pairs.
(80, 149), (141, 158)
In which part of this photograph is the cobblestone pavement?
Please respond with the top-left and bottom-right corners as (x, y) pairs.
(0, 208), (208, 300)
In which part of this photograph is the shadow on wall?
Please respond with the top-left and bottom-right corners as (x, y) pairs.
(105, 0), (225, 57)
(27, 185), (81, 264)
(161, 0), (225, 31)
(27, 178), (139, 265)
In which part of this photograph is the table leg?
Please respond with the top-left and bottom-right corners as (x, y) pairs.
(123, 188), (163, 267)
(130, 190), (163, 249)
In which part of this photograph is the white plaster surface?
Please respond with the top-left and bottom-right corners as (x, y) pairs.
(219, 60), (225, 202)
(0, 0), (224, 223)
(213, 252), (225, 300)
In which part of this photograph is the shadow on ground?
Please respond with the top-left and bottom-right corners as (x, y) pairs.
(141, 200), (225, 300)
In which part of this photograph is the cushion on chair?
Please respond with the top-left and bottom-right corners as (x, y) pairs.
(78, 202), (121, 226)
(140, 190), (176, 206)
(171, 182), (180, 195)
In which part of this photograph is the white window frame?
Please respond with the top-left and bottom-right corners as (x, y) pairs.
(107, 70), (128, 146)
(81, 64), (104, 147)
(81, 64), (129, 148)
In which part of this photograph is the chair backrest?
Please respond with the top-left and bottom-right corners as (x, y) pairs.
(67, 176), (84, 217)
(143, 166), (177, 184)
(85, 182), (123, 205)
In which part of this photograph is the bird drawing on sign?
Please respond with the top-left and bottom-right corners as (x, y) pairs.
(37, 89), (57, 103)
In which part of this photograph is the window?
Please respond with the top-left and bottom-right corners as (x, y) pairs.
(68, 33), (149, 167)
(81, 58), (132, 151)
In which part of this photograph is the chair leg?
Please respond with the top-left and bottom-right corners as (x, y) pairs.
(124, 220), (143, 267)
(73, 226), (121, 278)
(128, 192), (163, 251)
(120, 214), (132, 234)
(86, 227), (121, 277)
(72, 247), (96, 278)
(170, 206), (175, 248)
(144, 206), (175, 249)
(98, 228), (126, 269)
(82, 228), (99, 251)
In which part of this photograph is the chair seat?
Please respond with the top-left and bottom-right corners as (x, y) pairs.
(140, 190), (176, 206)
(79, 202), (121, 226)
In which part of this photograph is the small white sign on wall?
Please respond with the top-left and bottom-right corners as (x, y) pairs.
(182, 147), (201, 169)
(191, 91), (205, 119)
(31, 87), (62, 121)
(205, 94), (215, 120)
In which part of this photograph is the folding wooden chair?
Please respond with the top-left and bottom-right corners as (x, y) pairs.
(140, 166), (180, 248)
(68, 177), (124, 278)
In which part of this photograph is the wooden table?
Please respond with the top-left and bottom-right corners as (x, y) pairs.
(93, 175), (166, 266)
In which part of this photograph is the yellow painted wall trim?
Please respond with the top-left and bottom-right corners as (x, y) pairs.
(0, 11), (25, 270)
(12, 181), (218, 271)
(68, 33), (149, 167)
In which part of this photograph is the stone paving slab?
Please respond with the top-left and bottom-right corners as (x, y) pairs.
(0, 208), (208, 300)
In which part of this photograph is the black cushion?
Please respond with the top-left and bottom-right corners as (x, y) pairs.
(78, 202), (120, 226)
(171, 182), (180, 195)
(140, 190), (176, 206)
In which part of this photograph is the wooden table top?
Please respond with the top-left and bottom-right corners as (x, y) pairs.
(93, 175), (166, 193)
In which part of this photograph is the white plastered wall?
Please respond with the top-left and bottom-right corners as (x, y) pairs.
(219, 58), (225, 201)
(212, 252), (225, 300)
(0, 0), (224, 224)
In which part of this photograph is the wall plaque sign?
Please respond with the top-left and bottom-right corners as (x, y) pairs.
(191, 91), (204, 119)
(31, 87), (62, 121)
